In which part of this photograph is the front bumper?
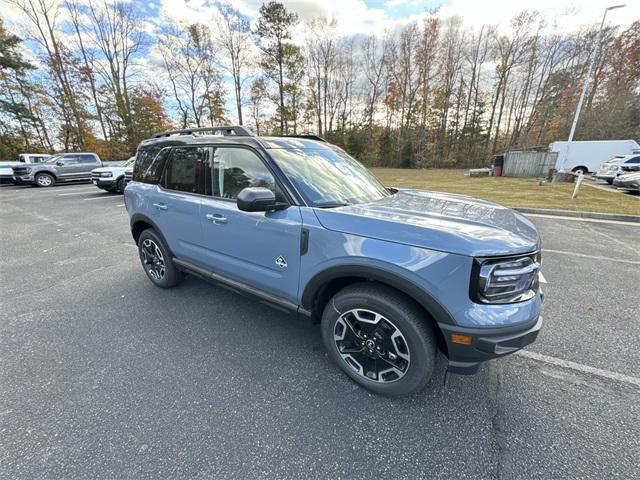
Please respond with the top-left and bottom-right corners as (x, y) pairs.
(439, 315), (543, 374)
(92, 177), (116, 189)
(595, 171), (616, 180)
(12, 174), (35, 185)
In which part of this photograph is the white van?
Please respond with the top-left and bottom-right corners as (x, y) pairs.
(550, 139), (640, 174)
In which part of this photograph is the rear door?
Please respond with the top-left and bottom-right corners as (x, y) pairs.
(199, 146), (302, 303)
(77, 154), (101, 177)
(152, 146), (209, 263)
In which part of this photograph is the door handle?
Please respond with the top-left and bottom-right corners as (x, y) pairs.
(205, 213), (228, 224)
(153, 203), (168, 211)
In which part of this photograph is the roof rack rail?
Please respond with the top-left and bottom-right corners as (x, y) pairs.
(153, 126), (253, 138)
(279, 134), (327, 143)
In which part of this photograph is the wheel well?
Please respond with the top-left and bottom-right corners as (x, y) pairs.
(36, 171), (56, 179)
(310, 276), (448, 356)
(132, 220), (153, 245)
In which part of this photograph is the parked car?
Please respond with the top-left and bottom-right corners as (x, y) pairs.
(550, 139), (640, 174)
(91, 157), (134, 193)
(123, 165), (133, 186)
(12, 153), (102, 187)
(595, 155), (627, 183)
(124, 126), (543, 396)
(612, 172), (640, 193)
(0, 153), (51, 183)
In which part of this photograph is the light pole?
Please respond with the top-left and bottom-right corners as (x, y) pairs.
(559, 4), (626, 174)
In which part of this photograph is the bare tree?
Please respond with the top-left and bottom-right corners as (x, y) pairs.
(214, 3), (253, 125)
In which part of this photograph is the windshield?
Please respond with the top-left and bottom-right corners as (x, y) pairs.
(123, 157), (135, 167)
(269, 147), (390, 207)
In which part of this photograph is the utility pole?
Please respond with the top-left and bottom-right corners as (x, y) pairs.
(558, 4), (626, 174)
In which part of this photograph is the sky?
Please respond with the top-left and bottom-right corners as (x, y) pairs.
(2, 0), (638, 124)
(146, 0), (638, 35)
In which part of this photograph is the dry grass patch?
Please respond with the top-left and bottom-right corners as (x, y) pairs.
(370, 168), (640, 216)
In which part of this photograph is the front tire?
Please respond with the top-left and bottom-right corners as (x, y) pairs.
(116, 177), (125, 193)
(321, 283), (437, 396)
(137, 229), (183, 288)
(35, 173), (55, 187)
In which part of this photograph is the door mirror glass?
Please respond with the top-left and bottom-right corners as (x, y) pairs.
(56, 161), (64, 166)
(237, 187), (278, 212)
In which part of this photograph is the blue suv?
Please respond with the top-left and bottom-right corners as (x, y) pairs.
(125, 126), (543, 396)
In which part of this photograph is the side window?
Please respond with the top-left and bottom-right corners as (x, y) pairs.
(78, 154), (97, 164)
(61, 155), (79, 165)
(212, 148), (275, 199)
(134, 147), (168, 184)
(163, 147), (210, 194)
(624, 157), (639, 164)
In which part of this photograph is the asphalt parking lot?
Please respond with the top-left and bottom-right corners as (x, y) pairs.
(1, 182), (639, 479)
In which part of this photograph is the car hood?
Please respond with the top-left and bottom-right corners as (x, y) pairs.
(92, 166), (124, 174)
(312, 189), (540, 257)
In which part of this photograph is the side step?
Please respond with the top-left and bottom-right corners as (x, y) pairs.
(173, 257), (312, 317)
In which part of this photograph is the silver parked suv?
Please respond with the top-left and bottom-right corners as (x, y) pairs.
(12, 152), (102, 187)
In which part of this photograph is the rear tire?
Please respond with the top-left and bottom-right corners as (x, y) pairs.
(321, 283), (437, 396)
(137, 229), (184, 288)
(34, 173), (55, 187)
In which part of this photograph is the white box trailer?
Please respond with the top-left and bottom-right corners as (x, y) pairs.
(550, 139), (640, 174)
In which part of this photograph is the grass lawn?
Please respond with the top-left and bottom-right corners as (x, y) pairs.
(371, 168), (640, 216)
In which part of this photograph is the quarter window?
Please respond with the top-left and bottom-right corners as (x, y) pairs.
(134, 147), (169, 184)
(211, 148), (275, 199)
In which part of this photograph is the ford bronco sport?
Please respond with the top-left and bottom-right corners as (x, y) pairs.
(125, 126), (543, 396)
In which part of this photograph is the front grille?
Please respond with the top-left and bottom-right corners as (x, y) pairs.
(91, 173), (101, 180)
(124, 171), (133, 183)
(13, 168), (29, 175)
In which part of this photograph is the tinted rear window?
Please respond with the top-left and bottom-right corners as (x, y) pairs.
(162, 147), (210, 194)
(134, 147), (168, 184)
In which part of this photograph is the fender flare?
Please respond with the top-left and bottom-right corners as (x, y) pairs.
(301, 264), (456, 325)
(129, 213), (170, 248)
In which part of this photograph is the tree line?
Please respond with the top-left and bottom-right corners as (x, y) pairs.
(1, 0), (638, 167)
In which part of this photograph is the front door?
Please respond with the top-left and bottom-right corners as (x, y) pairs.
(199, 146), (302, 303)
(56, 155), (85, 180)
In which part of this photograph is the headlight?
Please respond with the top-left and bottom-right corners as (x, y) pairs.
(26, 168), (32, 174)
(472, 253), (540, 304)
(100, 172), (113, 177)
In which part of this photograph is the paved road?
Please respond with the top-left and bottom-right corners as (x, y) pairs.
(1, 183), (639, 479)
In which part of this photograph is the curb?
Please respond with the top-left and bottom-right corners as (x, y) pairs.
(514, 207), (640, 223)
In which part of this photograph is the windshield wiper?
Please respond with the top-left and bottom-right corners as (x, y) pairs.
(314, 201), (351, 208)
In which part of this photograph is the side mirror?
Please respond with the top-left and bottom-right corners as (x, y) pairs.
(56, 161), (64, 166)
(237, 187), (285, 212)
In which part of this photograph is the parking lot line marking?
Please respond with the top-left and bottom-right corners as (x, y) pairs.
(58, 189), (101, 196)
(117, 204), (125, 207)
(542, 248), (640, 265)
(515, 350), (640, 388)
(524, 213), (640, 226)
(83, 195), (121, 201)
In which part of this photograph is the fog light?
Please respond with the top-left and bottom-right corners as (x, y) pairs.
(451, 334), (473, 345)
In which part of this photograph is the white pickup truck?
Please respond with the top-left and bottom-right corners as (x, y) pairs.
(0, 153), (51, 183)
